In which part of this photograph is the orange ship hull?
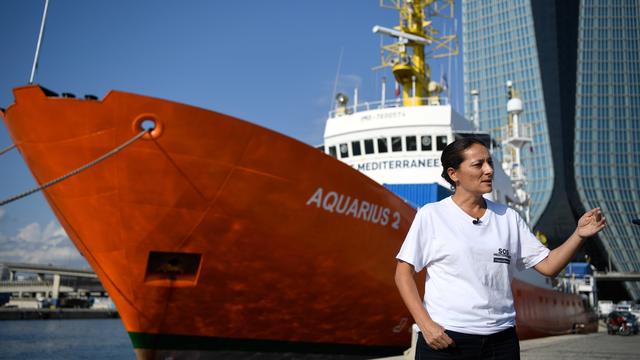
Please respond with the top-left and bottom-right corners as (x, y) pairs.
(2, 85), (596, 358)
(513, 279), (598, 339)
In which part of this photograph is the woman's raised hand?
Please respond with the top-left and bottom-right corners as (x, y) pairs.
(576, 208), (606, 238)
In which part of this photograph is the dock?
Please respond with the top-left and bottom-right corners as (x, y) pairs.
(520, 331), (639, 359)
(0, 308), (118, 320)
(377, 322), (639, 360)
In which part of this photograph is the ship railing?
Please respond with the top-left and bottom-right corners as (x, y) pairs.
(328, 96), (450, 118)
(553, 274), (597, 295)
(500, 122), (533, 141)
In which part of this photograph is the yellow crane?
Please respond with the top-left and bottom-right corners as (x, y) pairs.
(374, 0), (458, 106)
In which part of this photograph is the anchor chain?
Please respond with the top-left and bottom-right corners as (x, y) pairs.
(0, 129), (150, 206)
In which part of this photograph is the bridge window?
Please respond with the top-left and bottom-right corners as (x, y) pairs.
(364, 139), (374, 154)
(391, 136), (402, 152)
(328, 146), (337, 158)
(352, 141), (362, 156)
(421, 135), (432, 151)
(377, 137), (388, 153)
(406, 136), (417, 151)
(436, 135), (448, 151)
(339, 143), (349, 158)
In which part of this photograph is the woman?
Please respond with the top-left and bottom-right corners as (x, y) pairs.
(395, 138), (606, 359)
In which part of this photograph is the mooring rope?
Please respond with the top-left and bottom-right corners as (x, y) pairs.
(0, 143), (16, 156)
(0, 129), (149, 207)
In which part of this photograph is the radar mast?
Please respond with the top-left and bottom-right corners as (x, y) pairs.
(373, 0), (458, 107)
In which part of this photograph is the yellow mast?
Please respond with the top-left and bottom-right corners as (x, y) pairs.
(376, 0), (458, 106)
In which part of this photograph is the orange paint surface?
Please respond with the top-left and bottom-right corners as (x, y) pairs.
(3, 85), (596, 353)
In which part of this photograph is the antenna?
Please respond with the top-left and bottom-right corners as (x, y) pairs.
(471, 89), (480, 131)
(373, 0), (458, 107)
(330, 47), (344, 112)
(502, 81), (533, 224)
(29, 0), (51, 84)
(372, 25), (431, 45)
(381, 76), (386, 107)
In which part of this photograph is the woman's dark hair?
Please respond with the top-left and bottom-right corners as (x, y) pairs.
(440, 137), (488, 188)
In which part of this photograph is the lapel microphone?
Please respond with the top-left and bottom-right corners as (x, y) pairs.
(472, 217), (481, 225)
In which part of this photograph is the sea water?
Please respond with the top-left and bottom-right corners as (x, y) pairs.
(0, 319), (134, 359)
(0, 319), (374, 359)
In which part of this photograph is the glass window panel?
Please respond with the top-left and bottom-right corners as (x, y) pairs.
(364, 139), (374, 154)
(328, 146), (337, 158)
(406, 136), (417, 151)
(421, 135), (432, 150)
(392, 136), (403, 152)
(351, 141), (362, 156)
(377, 138), (388, 153)
(339, 143), (349, 158)
(436, 135), (448, 151)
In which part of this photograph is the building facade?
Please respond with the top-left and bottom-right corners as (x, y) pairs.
(574, 0), (640, 299)
(462, 0), (554, 227)
(462, 0), (640, 299)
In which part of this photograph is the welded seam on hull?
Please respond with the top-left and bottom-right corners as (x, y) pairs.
(10, 127), (114, 145)
(171, 128), (258, 251)
(144, 150), (291, 183)
(42, 165), (148, 321)
(149, 138), (208, 201)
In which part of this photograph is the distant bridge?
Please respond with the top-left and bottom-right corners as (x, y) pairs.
(1, 262), (97, 280)
(0, 280), (73, 293)
(0, 262), (104, 308)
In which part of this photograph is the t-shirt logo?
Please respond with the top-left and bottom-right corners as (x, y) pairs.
(493, 248), (511, 264)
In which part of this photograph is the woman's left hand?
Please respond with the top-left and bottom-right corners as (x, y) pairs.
(576, 208), (606, 238)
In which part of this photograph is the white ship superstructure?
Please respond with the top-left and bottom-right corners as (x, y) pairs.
(324, 99), (467, 187)
(323, 93), (516, 206)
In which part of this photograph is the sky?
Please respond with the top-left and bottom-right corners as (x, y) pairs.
(0, 0), (463, 268)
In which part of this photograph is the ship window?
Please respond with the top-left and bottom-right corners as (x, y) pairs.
(339, 143), (349, 158)
(421, 135), (432, 151)
(364, 139), (374, 154)
(391, 136), (402, 152)
(328, 146), (337, 158)
(351, 141), (362, 156)
(377, 138), (388, 153)
(436, 135), (448, 150)
(406, 136), (417, 151)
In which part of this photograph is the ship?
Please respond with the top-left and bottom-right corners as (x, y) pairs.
(0, 1), (597, 358)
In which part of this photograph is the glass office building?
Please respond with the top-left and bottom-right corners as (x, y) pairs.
(463, 0), (640, 299)
(574, 0), (640, 299)
(462, 0), (554, 227)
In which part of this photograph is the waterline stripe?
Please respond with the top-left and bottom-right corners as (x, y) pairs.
(128, 332), (403, 356)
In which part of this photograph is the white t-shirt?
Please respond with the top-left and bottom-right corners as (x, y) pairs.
(396, 196), (549, 335)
